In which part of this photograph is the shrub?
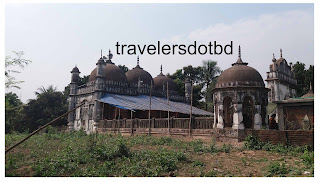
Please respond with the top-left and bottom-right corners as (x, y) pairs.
(221, 144), (232, 153)
(243, 134), (263, 150)
(300, 146), (314, 174)
(189, 140), (205, 153)
(266, 162), (290, 177)
(192, 160), (205, 167)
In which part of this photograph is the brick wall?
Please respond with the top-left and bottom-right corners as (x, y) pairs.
(246, 130), (314, 146)
(283, 105), (314, 130)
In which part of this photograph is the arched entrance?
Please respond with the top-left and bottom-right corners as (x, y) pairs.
(214, 100), (218, 127)
(243, 96), (254, 128)
(261, 98), (266, 127)
(223, 96), (233, 127)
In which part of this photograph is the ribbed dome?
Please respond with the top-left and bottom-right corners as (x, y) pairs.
(216, 64), (264, 88)
(126, 57), (153, 86)
(216, 46), (264, 88)
(126, 65), (154, 86)
(88, 63), (127, 83)
(153, 72), (177, 91)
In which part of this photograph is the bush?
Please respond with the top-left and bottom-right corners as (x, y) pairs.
(266, 162), (290, 177)
(189, 140), (205, 153)
(243, 134), (263, 150)
(192, 160), (205, 167)
(300, 146), (314, 174)
(221, 144), (232, 153)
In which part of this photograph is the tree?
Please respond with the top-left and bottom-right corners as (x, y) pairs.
(24, 85), (68, 132)
(118, 64), (129, 73)
(35, 85), (57, 98)
(292, 62), (314, 97)
(63, 75), (90, 97)
(5, 92), (25, 133)
(5, 51), (31, 89)
(167, 65), (206, 108)
(79, 75), (90, 85)
(200, 60), (221, 111)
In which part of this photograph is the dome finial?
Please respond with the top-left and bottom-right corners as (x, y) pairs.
(232, 45), (248, 66)
(108, 49), (113, 60)
(272, 53), (276, 62)
(137, 56), (139, 66)
(280, 48), (283, 58)
(158, 65), (164, 76)
(101, 49), (102, 58)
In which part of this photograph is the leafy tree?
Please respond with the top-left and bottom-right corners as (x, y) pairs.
(167, 61), (221, 110)
(118, 64), (129, 73)
(292, 62), (314, 97)
(5, 92), (25, 133)
(24, 85), (68, 132)
(167, 65), (206, 108)
(182, 65), (203, 83)
(200, 60), (221, 110)
(79, 75), (90, 85)
(63, 75), (89, 97)
(305, 65), (314, 92)
(5, 51), (31, 89)
(35, 85), (58, 98)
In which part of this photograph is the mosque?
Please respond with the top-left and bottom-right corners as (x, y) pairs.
(67, 50), (212, 133)
(67, 46), (303, 135)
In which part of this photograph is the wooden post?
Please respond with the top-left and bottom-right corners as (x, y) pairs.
(189, 81), (193, 137)
(5, 102), (85, 154)
(167, 82), (170, 135)
(113, 119), (116, 134)
(148, 81), (152, 136)
(118, 108), (120, 134)
(130, 118), (133, 136)
(102, 103), (105, 120)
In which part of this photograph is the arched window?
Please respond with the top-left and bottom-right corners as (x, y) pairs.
(223, 96), (233, 127)
(261, 98), (266, 127)
(243, 96), (254, 128)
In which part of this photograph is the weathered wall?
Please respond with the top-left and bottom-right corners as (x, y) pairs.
(245, 129), (314, 146)
(283, 105), (314, 130)
(96, 117), (313, 146)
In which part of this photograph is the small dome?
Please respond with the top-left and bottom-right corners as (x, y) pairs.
(71, 66), (80, 73)
(153, 65), (177, 91)
(126, 66), (154, 86)
(89, 63), (127, 83)
(126, 56), (153, 86)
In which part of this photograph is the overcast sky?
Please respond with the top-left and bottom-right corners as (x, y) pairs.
(5, 3), (314, 103)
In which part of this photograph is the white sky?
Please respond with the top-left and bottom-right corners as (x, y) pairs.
(5, 3), (314, 103)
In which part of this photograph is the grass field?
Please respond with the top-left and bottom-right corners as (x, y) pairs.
(5, 127), (314, 177)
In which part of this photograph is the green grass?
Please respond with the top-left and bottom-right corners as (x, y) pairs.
(5, 130), (314, 177)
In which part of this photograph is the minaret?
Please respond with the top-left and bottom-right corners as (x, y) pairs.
(67, 65), (81, 131)
(95, 50), (106, 91)
(93, 50), (107, 128)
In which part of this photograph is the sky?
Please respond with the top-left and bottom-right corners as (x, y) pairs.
(5, 3), (314, 103)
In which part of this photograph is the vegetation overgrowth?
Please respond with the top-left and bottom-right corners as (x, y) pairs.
(5, 129), (313, 177)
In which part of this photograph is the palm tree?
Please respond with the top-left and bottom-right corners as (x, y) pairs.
(35, 85), (57, 98)
(201, 60), (221, 111)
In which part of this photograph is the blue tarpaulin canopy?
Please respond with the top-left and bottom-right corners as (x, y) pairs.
(99, 93), (213, 116)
